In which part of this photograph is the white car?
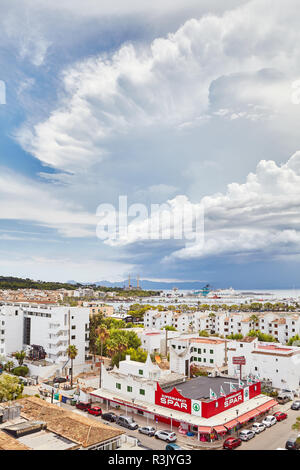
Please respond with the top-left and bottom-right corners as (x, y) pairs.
(239, 429), (255, 441)
(251, 422), (266, 434)
(154, 430), (177, 442)
(262, 416), (277, 427)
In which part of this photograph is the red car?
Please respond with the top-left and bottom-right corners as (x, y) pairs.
(75, 402), (92, 411)
(273, 412), (288, 422)
(223, 437), (242, 450)
(88, 406), (102, 416)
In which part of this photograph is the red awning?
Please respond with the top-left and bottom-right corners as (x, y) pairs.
(213, 425), (227, 434)
(237, 413), (252, 424)
(224, 419), (239, 430)
(257, 400), (277, 413)
(237, 408), (259, 424)
(198, 426), (212, 434)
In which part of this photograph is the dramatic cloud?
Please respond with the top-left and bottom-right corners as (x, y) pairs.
(102, 152), (300, 264)
(16, 0), (300, 173)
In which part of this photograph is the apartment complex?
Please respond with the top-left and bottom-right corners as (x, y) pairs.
(0, 305), (90, 370)
(227, 337), (300, 391)
(144, 309), (300, 343)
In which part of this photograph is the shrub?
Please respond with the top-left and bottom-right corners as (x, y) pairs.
(12, 365), (29, 377)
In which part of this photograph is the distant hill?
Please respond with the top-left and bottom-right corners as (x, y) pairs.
(93, 279), (208, 291)
(0, 276), (83, 290)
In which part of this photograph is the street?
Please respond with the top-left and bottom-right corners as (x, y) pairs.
(237, 409), (300, 450)
(60, 402), (169, 450)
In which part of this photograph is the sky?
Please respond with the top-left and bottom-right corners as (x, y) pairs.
(2, 0), (300, 288)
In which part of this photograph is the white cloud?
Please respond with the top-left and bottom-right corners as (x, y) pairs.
(101, 151), (300, 264)
(16, 0), (300, 173)
(0, 169), (97, 238)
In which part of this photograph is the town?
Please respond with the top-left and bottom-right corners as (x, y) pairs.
(0, 281), (300, 451)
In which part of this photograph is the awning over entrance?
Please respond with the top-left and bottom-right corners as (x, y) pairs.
(237, 408), (259, 424)
(256, 399), (277, 413)
(224, 419), (239, 430)
(197, 426), (211, 434)
(213, 425), (227, 434)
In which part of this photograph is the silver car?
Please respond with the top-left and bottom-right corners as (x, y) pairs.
(239, 429), (255, 441)
(154, 430), (177, 442)
(251, 422), (266, 434)
(138, 426), (156, 436)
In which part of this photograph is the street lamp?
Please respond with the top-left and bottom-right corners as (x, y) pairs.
(170, 414), (173, 432)
(236, 409), (239, 435)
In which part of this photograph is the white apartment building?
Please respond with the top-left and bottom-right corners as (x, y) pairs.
(144, 310), (197, 333)
(227, 337), (300, 392)
(169, 336), (228, 376)
(0, 305), (90, 372)
(145, 308), (300, 344)
(125, 328), (181, 355)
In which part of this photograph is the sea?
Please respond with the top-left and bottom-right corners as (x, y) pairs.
(104, 289), (300, 311)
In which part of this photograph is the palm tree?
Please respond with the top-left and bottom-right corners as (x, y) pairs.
(67, 344), (78, 387)
(15, 350), (26, 366)
(96, 326), (109, 388)
(5, 361), (14, 372)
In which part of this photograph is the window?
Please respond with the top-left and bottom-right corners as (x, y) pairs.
(139, 389), (145, 395)
(210, 359), (214, 364)
(116, 383), (121, 390)
(71, 325), (76, 329)
(127, 386), (132, 392)
(71, 335), (76, 340)
(209, 349), (213, 354)
(138, 369), (143, 375)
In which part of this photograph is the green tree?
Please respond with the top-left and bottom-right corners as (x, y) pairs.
(14, 350), (26, 366)
(4, 361), (14, 372)
(288, 334), (300, 346)
(0, 374), (24, 402)
(199, 330), (209, 337)
(161, 325), (177, 331)
(67, 344), (78, 387)
(96, 326), (109, 388)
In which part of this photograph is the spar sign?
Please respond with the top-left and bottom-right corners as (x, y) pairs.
(201, 382), (261, 418)
(155, 383), (191, 414)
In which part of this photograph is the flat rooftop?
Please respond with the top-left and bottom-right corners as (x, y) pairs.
(162, 376), (240, 401)
(18, 430), (76, 450)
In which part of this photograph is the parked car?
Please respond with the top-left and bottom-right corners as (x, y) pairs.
(75, 402), (91, 411)
(166, 443), (182, 450)
(262, 416), (277, 427)
(273, 412), (288, 422)
(291, 401), (300, 411)
(285, 437), (300, 450)
(88, 406), (102, 416)
(101, 412), (117, 422)
(223, 437), (242, 449)
(154, 430), (177, 443)
(277, 394), (291, 404)
(138, 426), (156, 437)
(251, 422), (266, 434)
(53, 377), (67, 384)
(116, 415), (139, 430)
(239, 430), (255, 441)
